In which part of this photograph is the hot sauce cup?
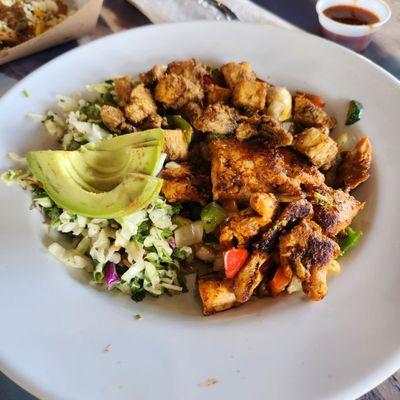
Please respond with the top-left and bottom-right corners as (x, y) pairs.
(316, 0), (391, 52)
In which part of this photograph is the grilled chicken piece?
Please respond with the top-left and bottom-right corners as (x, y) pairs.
(100, 105), (126, 132)
(335, 137), (372, 191)
(310, 185), (364, 237)
(181, 101), (203, 123)
(234, 200), (313, 303)
(232, 80), (268, 112)
(154, 73), (204, 110)
(234, 251), (268, 303)
(236, 115), (293, 147)
(166, 59), (208, 83)
(206, 84), (232, 105)
(139, 65), (165, 86)
(198, 277), (236, 315)
(279, 219), (340, 301)
(124, 83), (158, 124)
(209, 139), (324, 203)
(159, 163), (210, 205)
(193, 103), (238, 135)
(221, 61), (256, 88)
(219, 193), (278, 248)
(293, 127), (338, 170)
(293, 94), (336, 130)
(139, 114), (163, 130)
(114, 76), (133, 106)
(257, 199), (314, 253)
(163, 129), (189, 161)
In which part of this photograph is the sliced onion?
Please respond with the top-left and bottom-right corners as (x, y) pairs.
(174, 220), (203, 248)
(195, 244), (216, 263)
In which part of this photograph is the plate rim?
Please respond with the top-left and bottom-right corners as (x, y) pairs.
(0, 20), (399, 400)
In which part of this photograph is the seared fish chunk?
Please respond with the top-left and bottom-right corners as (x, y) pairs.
(294, 127), (338, 170)
(221, 61), (256, 88)
(193, 103), (238, 135)
(311, 185), (364, 237)
(293, 94), (336, 130)
(159, 163), (210, 205)
(198, 277), (236, 315)
(280, 219), (340, 300)
(209, 140), (324, 203)
(335, 137), (372, 191)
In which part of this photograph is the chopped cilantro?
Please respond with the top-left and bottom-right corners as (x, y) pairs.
(42, 114), (55, 123)
(161, 228), (173, 238)
(131, 288), (146, 302)
(134, 314), (142, 320)
(22, 89), (29, 98)
(171, 203), (183, 215)
(80, 101), (101, 120)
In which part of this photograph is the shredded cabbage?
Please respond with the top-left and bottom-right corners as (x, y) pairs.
(2, 79), (186, 302)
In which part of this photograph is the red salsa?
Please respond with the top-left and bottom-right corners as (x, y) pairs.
(323, 5), (380, 25)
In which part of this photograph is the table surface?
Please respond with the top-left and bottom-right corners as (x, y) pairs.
(0, 1), (399, 399)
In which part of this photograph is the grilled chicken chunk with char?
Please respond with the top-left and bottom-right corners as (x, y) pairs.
(193, 103), (238, 135)
(114, 76), (133, 106)
(155, 73), (204, 110)
(336, 136), (372, 191)
(100, 105), (127, 133)
(232, 80), (268, 112)
(234, 200), (313, 303)
(198, 277), (236, 315)
(219, 193), (278, 248)
(293, 94), (336, 130)
(159, 163), (211, 205)
(210, 139), (324, 203)
(166, 59), (208, 83)
(220, 61), (256, 88)
(293, 127), (338, 170)
(163, 130), (189, 161)
(206, 84), (232, 105)
(125, 83), (158, 124)
(310, 185), (364, 237)
(235, 115), (293, 147)
(280, 219), (340, 301)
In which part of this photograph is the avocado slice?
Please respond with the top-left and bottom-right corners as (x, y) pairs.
(27, 151), (162, 218)
(69, 145), (163, 190)
(83, 129), (164, 151)
(28, 144), (163, 192)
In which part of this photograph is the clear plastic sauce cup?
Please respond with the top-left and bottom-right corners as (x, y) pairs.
(316, 0), (391, 52)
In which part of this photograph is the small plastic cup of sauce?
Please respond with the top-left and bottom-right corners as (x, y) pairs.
(316, 0), (391, 52)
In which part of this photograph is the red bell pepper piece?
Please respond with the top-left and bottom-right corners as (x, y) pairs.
(223, 248), (249, 279)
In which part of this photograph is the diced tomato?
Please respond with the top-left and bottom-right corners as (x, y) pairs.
(268, 266), (292, 295)
(223, 248), (249, 279)
(296, 91), (325, 108)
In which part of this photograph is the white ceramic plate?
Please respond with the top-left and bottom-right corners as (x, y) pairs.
(1, 22), (400, 400)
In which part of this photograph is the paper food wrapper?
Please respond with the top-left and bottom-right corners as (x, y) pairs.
(0, 0), (103, 65)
